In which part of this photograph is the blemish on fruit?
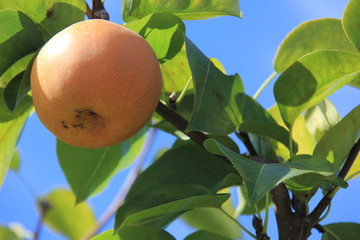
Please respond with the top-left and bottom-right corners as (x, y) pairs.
(46, 8), (54, 18)
(60, 121), (69, 129)
(72, 109), (105, 130)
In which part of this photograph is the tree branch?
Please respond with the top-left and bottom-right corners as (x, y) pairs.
(236, 131), (258, 156)
(88, 0), (109, 20)
(307, 138), (360, 227)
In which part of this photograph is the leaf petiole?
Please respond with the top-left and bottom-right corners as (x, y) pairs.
(220, 208), (257, 239)
(253, 71), (278, 100)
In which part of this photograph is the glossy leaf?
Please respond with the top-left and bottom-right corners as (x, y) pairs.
(0, 0), (85, 40)
(57, 128), (147, 203)
(274, 50), (360, 127)
(41, 189), (95, 240)
(9, 148), (20, 172)
(184, 230), (233, 240)
(343, 0), (360, 51)
(0, 108), (30, 187)
(0, 225), (23, 240)
(274, 18), (358, 73)
(122, 0), (241, 23)
(185, 37), (244, 135)
(126, 13), (185, 63)
(0, 10), (43, 77)
(114, 184), (230, 233)
(305, 99), (341, 142)
(322, 222), (360, 240)
(205, 139), (334, 204)
(313, 105), (360, 172)
(126, 142), (242, 199)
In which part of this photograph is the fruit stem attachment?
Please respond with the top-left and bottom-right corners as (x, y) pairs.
(89, 0), (109, 20)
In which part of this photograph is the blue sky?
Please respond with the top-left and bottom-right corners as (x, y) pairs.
(1, 0), (359, 240)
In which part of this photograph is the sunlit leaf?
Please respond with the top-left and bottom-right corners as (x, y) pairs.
(268, 105), (315, 161)
(91, 230), (120, 240)
(0, 0), (86, 40)
(126, 142), (241, 199)
(185, 37), (244, 135)
(313, 105), (360, 172)
(122, 0), (241, 23)
(56, 127), (147, 203)
(41, 189), (95, 240)
(322, 222), (360, 240)
(274, 18), (358, 73)
(205, 139), (334, 204)
(274, 50), (360, 127)
(0, 107), (30, 187)
(114, 184), (230, 233)
(9, 148), (20, 172)
(0, 225), (23, 240)
(126, 13), (185, 63)
(120, 226), (175, 240)
(182, 189), (241, 239)
(236, 185), (271, 215)
(346, 154), (360, 181)
(305, 99), (341, 142)
(0, 10), (43, 77)
(184, 230), (233, 240)
(343, 0), (360, 51)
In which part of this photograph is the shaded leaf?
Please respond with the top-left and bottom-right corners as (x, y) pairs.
(0, 53), (34, 88)
(41, 188), (96, 240)
(274, 50), (360, 127)
(0, 225), (23, 240)
(114, 184), (230, 233)
(313, 105), (360, 172)
(182, 189), (241, 239)
(185, 37), (244, 135)
(91, 230), (120, 240)
(236, 185), (271, 215)
(0, 0), (86, 40)
(305, 99), (341, 142)
(0, 9), (43, 77)
(9, 148), (20, 172)
(0, 88), (32, 122)
(184, 230), (233, 240)
(205, 139), (334, 204)
(126, 13), (185, 63)
(122, 0), (241, 23)
(322, 222), (360, 240)
(274, 18), (358, 73)
(126, 142), (242, 199)
(56, 128), (147, 203)
(343, 0), (360, 51)
(0, 107), (30, 187)
(120, 226), (175, 240)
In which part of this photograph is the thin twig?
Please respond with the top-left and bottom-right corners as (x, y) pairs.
(83, 128), (157, 239)
(91, 0), (109, 20)
(236, 131), (258, 156)
(33, 200), (51, 240)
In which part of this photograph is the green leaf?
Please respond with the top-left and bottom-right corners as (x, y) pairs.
(41, 188), (96, 240)
(91, 230), (120, 240)
(184, 230), (233, 240)
(268, 105), (315, 161)
(122, 0), (241, 23)
(274, 50), (360, 127)
(274, 18), (358, 73)
(120, 226), (175, 240)
(343, 0), (360, 51)
(313, 105), (360, 172)
(182, 207), (241, 239)
(236, 185), (270, 215)
(0, 0), (86, 40)
(126, 13), (185, 63)
(322, 222), (360, 240)
(56, 128), (147, 203)
(0, 88), (32, 122)
(346, 154), (360, 180)
(185, 37), (244, 135)
(114, 184), (230, 233)
(0, 226), (23, 240)
(0, 53), (34, 88)
(205, 139), (334, 204)
(0, 107), (30, 187)
(9, 148), (20, 172)
(126, 142), (242, 199)
(0, 9), (43, 77)
(305, 99), (341, 142)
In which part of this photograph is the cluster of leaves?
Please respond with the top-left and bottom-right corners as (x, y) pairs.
(0, 0), (359, 239)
